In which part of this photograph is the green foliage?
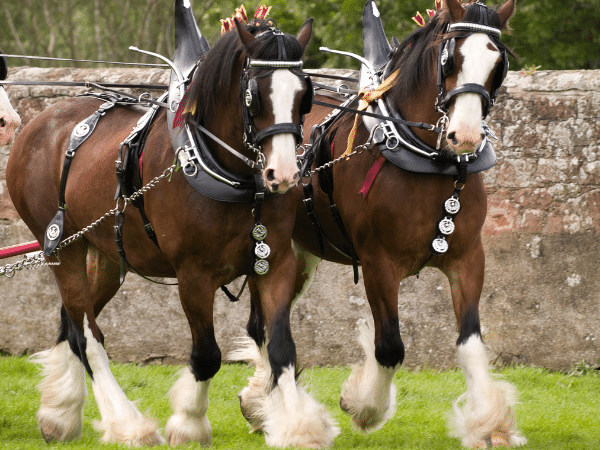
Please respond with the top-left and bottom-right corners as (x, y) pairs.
(503, 0), (600, 70)
(2, 356), (600, 449)
(2, 1), (598, 71)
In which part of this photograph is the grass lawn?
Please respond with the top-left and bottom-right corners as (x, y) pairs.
(1, 355), (598, 449)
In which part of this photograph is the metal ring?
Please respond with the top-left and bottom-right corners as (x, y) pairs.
(138, 92), (152, 107)
(183, 161), (198, 178)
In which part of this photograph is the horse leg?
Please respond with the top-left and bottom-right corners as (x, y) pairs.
(31, 305), (87, 442)
(339, 257), (403, 432)
(34, 242), (163, 445)
(232, 242), (323, 434)
(444, 241), (526, 448)
(248, 247), (338, 448)
(165, 271), (218, 446)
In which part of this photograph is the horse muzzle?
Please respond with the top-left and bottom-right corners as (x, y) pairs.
(0, 93), (21, 145)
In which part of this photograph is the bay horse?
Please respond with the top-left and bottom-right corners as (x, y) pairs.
(6, 17), (338, 448)
(240, 0), (525, 447)
(0, 53), (21, 144)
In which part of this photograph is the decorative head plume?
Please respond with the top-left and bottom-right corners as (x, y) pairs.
(174, 5), (275, 127)
(221, 4), (272, 34)
(412, 0), (474, 27)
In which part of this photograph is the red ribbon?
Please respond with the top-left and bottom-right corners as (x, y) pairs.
(359, 155), (386, 200)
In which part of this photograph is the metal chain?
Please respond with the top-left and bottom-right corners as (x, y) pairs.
(309, 142), (371, 177)
(0, 252), (47, 278)
(0, 164), (177, 278)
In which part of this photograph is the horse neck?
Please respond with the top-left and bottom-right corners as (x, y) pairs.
(389, 69), (440, 149)
(201, 60), (253, 175)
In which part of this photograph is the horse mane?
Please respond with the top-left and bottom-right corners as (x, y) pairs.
(180, 20), (304, 127)
(386, 3), (514, 106)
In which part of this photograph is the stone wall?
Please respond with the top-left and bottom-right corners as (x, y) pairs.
(0, 67), (598, 371)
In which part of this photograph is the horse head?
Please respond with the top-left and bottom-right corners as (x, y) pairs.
(438, 0), (515, 154)
(236, 19), (314, 193)
(177, 19), (313, 194)
(387, 0), (515, 156)
(0, 55), (21, 145)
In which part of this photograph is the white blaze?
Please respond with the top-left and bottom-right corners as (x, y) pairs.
(266, 70), (303, 188)
(447, 33), (501, 152)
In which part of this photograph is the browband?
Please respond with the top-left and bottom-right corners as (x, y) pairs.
(249, 60), (303, 69)
(448, 22), (502, 37)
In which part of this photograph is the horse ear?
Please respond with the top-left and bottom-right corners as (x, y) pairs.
(444, 0), (465, 23)
(235, 18), (255, 50)
(497, 0), (516, 30)
(296, 18), (314, 54)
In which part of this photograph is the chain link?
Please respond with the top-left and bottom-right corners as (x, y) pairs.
(0, 164), (177, 278)
(309, 143), (370, 177)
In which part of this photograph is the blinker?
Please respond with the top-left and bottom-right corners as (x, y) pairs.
(0, 55), (7, 81)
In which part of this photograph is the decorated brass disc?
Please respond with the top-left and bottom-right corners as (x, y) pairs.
(431, 236), (449, 254)
(444, 197), (461, 215)
(254, 259), (270, 275)
(255, 242), (271, 259)
(252, 224), (268, 241)
(74, 123), (90, 137)
(438, 217), (455, 235)
(46, 224), (61, 241)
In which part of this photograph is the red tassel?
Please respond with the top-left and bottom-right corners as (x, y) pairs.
(412, 12), (426, 27)
(254, 5), (272, 20)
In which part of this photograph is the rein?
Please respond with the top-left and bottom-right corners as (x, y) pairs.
(312, 98), (441, 134)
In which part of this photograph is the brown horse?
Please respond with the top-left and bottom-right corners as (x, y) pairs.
(0, 53), (21, 144)
(241, 0), (525, 447)
(6, 17), (338, 448)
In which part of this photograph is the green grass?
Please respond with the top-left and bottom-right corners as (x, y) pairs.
(1, 355), (599, 449)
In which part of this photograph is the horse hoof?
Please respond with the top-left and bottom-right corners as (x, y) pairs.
(339, 398), (350, 414)
(165, 414), (211, 446)
(40, 429), (56, 444)
(37, 415), (82, 443)
(238, 389), (266, 432)
(477, 433), (510, 448)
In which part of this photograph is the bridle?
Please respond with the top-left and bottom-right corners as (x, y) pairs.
(240, 57), (312, 160)
(435, 12), (508, 121)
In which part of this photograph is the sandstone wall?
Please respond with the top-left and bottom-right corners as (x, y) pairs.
(0, 67), (598, 371)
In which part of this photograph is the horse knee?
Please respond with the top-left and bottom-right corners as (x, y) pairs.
(190, 335), (221, 381)
(374, 321), (404, 368)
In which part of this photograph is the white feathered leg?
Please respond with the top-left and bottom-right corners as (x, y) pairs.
(263, 365), (339, 448)
(229, 337), (339, 448)
(228, 337), (272, 433)
(340, 318), (398, 432)
(450, 335), (526, 448)
(31, 341), (87, 442)
(83, 319), (164, 446)
(165, 368), (212, 446)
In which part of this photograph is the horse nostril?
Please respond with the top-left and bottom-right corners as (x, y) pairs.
(293, 171), (300, 181)
(447, 132), (458, 146)
(0, 118), (5, 128)
(266, 169), (276, 182)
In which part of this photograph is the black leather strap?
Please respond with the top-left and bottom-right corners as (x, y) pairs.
(440, 83), (491, 117)
(254, 122), (303, 144)
(302, 183), (325, 255)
